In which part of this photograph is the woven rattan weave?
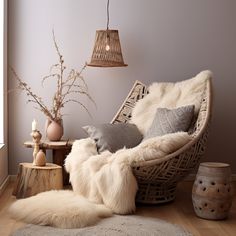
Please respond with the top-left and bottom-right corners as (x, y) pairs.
(111, 79), (212, 204)
(88, 30), (127, 67)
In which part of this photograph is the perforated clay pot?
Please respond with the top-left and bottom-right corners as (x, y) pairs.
(192, 162), (233, 220)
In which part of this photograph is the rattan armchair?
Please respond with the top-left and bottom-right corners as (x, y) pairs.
(111, 79), (212, 204)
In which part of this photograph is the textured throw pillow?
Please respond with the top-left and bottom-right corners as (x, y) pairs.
(82, 123), (143, 153)
(143, 105), (194, 140)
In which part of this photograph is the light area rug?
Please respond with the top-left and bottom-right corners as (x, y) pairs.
(11, 215), (192, 236)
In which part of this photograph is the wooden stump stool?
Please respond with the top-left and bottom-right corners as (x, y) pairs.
(192, 162), (233, 220)
(12, 163), (63, 199)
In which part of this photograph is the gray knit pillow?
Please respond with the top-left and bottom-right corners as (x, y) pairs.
(82, 123), (143, 153)
(143, 105), (194, 140)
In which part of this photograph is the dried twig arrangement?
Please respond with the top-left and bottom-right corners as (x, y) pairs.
(10, 31), (95, 122)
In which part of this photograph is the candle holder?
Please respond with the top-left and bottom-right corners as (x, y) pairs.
(31, 129), (42, 165)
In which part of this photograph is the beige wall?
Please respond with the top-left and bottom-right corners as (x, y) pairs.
(0, 0), (8, 186)
(8, 0), (236, 174)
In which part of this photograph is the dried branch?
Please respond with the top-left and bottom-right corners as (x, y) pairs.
(41, 73), (59, 87)
(62, 63), (87, 99)
(10, 67), (54, 120)
(64, 89), (96, 108)
(62, 99), (92, 118)
(10, 31), (95, 122)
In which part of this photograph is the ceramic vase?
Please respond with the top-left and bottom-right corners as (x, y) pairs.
(45, 118), (64, 141)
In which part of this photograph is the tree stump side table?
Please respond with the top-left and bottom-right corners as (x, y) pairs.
(24, 140), (74, 185)
(12, 163), (63, 199)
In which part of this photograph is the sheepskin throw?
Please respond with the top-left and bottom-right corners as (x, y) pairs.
(131, 70), (212, 134)
(65, 134), (191, 214)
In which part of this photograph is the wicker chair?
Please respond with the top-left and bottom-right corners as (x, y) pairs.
(111, 79), (212, 204)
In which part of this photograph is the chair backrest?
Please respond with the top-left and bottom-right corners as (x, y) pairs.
(188, 78), (212, 138)
(111, 80), (147, 124)
(111, 78), (212, 140)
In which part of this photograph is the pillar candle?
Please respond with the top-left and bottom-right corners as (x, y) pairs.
(32, 119), (37, 131)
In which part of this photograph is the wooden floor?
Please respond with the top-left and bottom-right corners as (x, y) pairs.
(0, 181), (236, 236)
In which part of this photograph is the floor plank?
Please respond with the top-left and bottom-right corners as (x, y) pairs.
(0, 181), (235, 236)
(0, 182), (25, 236)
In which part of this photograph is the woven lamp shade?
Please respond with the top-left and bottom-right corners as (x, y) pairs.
(88, 30), (127, 67)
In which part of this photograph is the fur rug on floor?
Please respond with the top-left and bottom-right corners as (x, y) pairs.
(9, 190), (112, 228)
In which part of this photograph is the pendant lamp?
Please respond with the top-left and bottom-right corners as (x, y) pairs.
(88, 0), (127, 67)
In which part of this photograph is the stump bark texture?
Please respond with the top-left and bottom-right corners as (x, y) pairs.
(12, 163), (63, 199)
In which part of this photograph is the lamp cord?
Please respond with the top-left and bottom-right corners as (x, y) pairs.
(106, 0), (110, 30)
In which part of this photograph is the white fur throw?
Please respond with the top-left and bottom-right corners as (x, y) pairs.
(131, 70), (212, 134)
(9, 133), (191, 228)
(65, 132), (191, 214)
